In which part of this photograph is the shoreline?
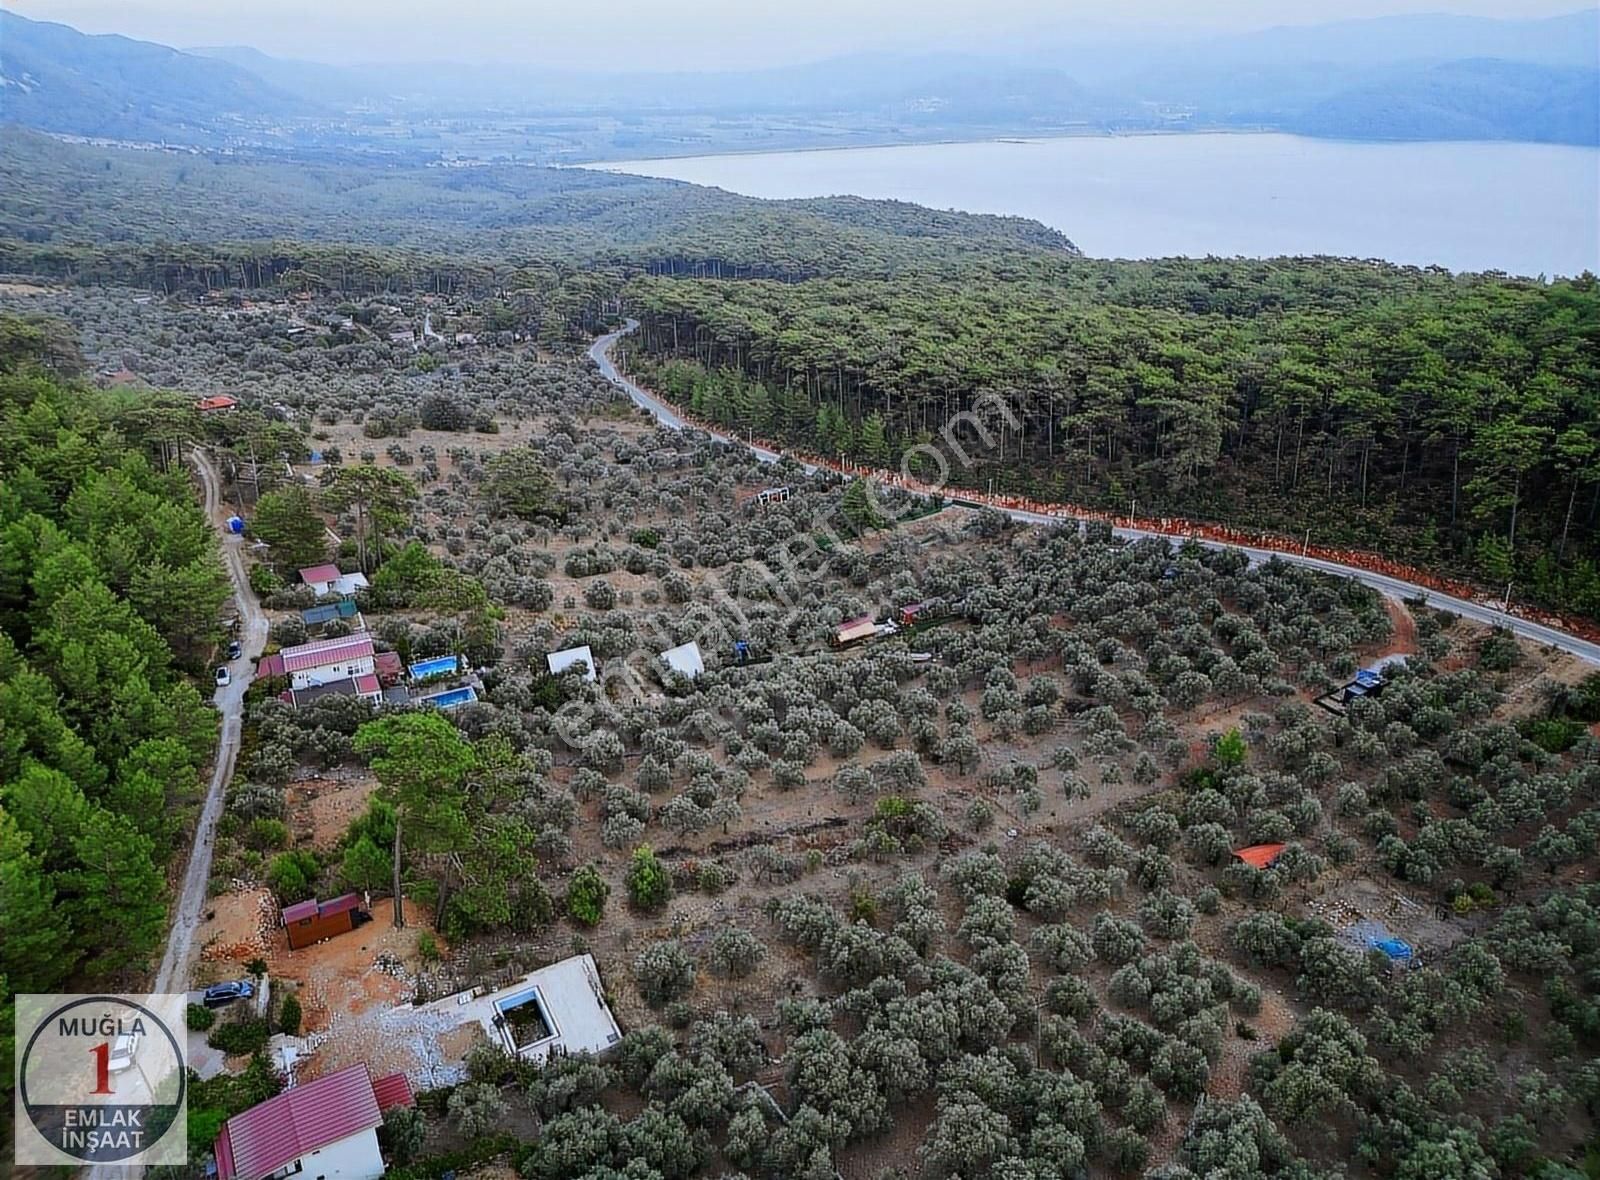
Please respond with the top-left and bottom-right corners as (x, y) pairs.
(573, 127), (1599, 171)
(574, 133), (1596, 280)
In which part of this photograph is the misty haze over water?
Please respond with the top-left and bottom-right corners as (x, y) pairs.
(598, 133), (1600, 277)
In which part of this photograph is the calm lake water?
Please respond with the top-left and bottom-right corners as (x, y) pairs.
(596, 133), (1600, 278)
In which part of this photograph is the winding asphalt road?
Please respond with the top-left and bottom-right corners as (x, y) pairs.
(151, 450), (269, 996)
(590, 322), (1600, 667)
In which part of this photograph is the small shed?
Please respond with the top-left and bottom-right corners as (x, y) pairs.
(834, 614), (877, 648)
(1232, 843), (1287, 870)
(898, 601), (932, 627)
(196, 394), (238, 413)
(661, 641), (704, 680)
(548, 645), (597, 682)
(373, 650), (405, 685)
(283, 892), (363, 950)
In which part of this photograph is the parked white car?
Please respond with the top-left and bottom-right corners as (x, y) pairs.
(108, 1031), (140, 1073)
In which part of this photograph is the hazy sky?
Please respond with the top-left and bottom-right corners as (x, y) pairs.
(3, 0), (1587, 68)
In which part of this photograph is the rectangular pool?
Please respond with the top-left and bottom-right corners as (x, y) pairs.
(409, 655), (460, 681)
(418, 686), (477, 709)
(492, 986), (557, 1053)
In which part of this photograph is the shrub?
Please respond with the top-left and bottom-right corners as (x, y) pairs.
(186, 1004), (215, 1031)
(1092, 914), (1146, 965)
(627, 845), (672, 910)
(246, 817), (290, 852)
(278, 994), (302, 1036)
(709, 927), (767, 978)
(1104, 1126), (1151, 1172)
(265, 850), (319, 904)
(566, 864), (610, 926)
(207, 1018), (271, 1056)
(447, 1081), (508, 1137)
(379, 1106), (426, 1166)
(416, 931), (440, 963)
(634, 940), (697, 1005)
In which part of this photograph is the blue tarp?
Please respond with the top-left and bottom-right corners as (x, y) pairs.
(225, 516), (245, 534)
(1345, 920), (1416, 966)
(1369, 936), (1414, 962)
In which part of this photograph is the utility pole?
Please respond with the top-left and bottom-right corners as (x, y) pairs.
(1303, 528), (1311, 556)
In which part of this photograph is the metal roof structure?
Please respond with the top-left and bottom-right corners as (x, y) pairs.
(373, 651), (404, 682)
(280, 893), (361, 925)
(370, 1072), (414, 1113)
(1232, 842), (1287, 870)
(297, 563), (343, 586)
(835, 615), (877, 645)
(281, 633), (375, 674)
(301, 599), (360, 626)
(547, 645), (597, 682)
(214, 1063), (412, 1180)
(661, 641), (704, 679)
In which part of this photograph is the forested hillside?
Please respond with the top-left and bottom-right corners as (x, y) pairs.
(0, 315), (227, 1083)
(0, 10), (308, 141)
(625, 264), (1600, 618)
(0, 128), (1074, 281)
(3, 128), (1599, 619)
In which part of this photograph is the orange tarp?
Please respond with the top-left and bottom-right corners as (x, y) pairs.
(1233, 843), (1287, 870)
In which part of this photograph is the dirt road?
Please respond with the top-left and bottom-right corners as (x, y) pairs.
(150, 450), (269, 995)
(590, 323), (1600, 667)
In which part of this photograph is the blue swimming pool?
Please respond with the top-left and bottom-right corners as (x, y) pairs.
(419, 686), (477, 709)
(409, 655), (459, 681)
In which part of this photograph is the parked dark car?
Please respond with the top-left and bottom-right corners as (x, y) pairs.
(227, 640), (242, 660)
(202, 981), (254, 1009)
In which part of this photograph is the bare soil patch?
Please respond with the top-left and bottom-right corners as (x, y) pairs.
(196, 886), (276, 975)
(1207, 984), (1294, 1102)
(285, 771), (380, 852)
(1307, 875), (1465, 957)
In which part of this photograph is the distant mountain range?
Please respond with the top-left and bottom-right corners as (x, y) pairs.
(2, 8), (1596, 149)
(0, 10), (310, 141)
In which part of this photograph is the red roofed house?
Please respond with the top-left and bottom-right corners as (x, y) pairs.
(298, 564), (345, 595)
(283, 892), (364, 950)
(833, 614), (878, 648)
(214, 1063), (413, 1180)
(197, 394), (239, 413)
(299, 563), (371, 599)
(281, 634), (376, 691)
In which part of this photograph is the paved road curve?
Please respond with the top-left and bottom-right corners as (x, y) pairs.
(591, 322), (1600, 667)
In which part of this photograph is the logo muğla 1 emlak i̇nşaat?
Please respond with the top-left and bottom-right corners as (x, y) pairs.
(14, 993), (188, 1167)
